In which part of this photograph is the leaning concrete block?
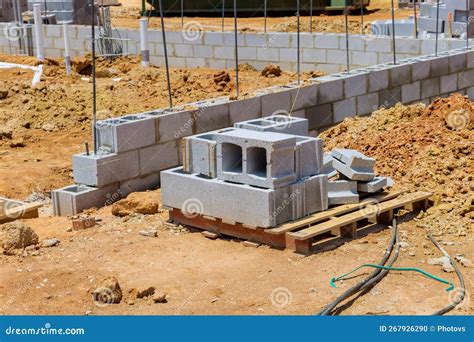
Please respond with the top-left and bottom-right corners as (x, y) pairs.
(332, 159), (375, 181)
(52, 183), (120, 216)
(357, 176), (391, 193)
(301, 174), (329, 214)
(328, 180), (359, 206)
(234, 115), (309, 136)
(73, 150), (140, 187)
(294, 136), (324, 179)
(96, 115), (156, 153)
(331, 149), (375, 181)
(216, 129), (297, 189)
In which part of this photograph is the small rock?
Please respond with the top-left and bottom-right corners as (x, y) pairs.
(92, 276), (122, 305)
(43, 293), (52, 299)
(42, 123), (56, 132)
(139, 229), (158, 238)
(399, 241), (409, 249)
(428, 256), (454, 273)
(152, 292), (167, 303)
(9, 139), (25, 148)
(0, 222), (39, 255)
(137, 286), (155, 298)
(0, 90), (8, 99)
(41, 238), (60, 248)
(455, 255), (472, 267)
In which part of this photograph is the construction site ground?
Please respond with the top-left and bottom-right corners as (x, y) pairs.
(111, 0), (413, 34)
(0, 52), (473, 315)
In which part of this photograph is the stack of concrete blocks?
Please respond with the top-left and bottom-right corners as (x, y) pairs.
(324, 149), (393, 206)
(161, 116), (330, 229)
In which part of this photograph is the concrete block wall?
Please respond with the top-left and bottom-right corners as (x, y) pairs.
(1, 23), (473, 73)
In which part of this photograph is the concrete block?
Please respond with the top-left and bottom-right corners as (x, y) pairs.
(467, 86), (474, 100)
(290, 84), (318, 110)
(305, 103), (333, 130)
(418, 16), (445, 33)
(430, 56), (450, 77)
(448, 52), (467, 73)
(215, 46), (234, 59)
(327, 49), (348, 64)
(96, 115), (156, 153)
(259, 88), (293, 116)
(333, 98), (356, 123)
(302, 48), (326, 63)
(216, 129), (297, 189)
(379, 87), (401, 108)
(193, 45), (214, 58)
(52, 183), (120, 216)
(368, 67), (390, 92)
(204, 32), (224, 46)
(73, 150), (140, 187)
(294, 136), (324, 178)
(401, 81), (421, 103)
(229, 97), (262, 125)
(257, 47), (279, 61)
(357, 92), (380, 115)
(193, 101), (230, 134)
(421, 77), (440, 98)
(266, 32), (291, 48)
(314, 34), (339, 49)
(322, 153), (337, 178)
(155, 110), (194, 142)
(352, 51), (378, 66)
(234, 115), (309, 136)
(412, 57), (431, 82)
(366, 37), (392, 52)
(357, 176), (391, 193)
(300, 174), (329, 214)
(245, 34), (266, 47)
(390, 63), (412, 87)
(182, 128), (236, 177)
(119, 173), (161, 197)
(344, 72), (368, 97)
(139, 141), (180, 176)
(396, 38), (420, 54)
(317, 77), (344, 104)
(328, 180), (359, 206)
(440, 74), (458, 93)
(458, 69), (474, 89)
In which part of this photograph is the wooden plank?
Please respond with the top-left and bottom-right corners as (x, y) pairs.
(288, 191), (432, 241)
(266, 190), (405, 235)
(0, 202), (43, 222)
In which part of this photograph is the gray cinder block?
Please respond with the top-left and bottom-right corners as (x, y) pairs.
(323, 153), (337, 178)
(234, 115), (309, 136)
(331, 149), (375, 181)
(357, 176), (393, 193)
(216, 129), (297, 189)
(96, 115), (156, 153)
(328, 180), (359, 206)
(119, 173), (161, 197)
(301, 174), (329, 214)
(295, 136), (324, 179)
(139, 141), (180, 176)
(52, 183), (120, 216)
(73, 150), (140, 187)
(182, 128), (236, 177)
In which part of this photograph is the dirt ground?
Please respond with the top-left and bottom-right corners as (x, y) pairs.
(0, 53), (472, 315)
(110, 0), (414, 34)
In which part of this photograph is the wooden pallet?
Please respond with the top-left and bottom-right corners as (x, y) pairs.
(0, 197), (43, 224)
(168, 191), (432, 254)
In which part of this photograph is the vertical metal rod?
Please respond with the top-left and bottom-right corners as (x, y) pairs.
(63, 23), (71, 76)
(33, 4), (44, 61)
(91, 0), (97, 155)
(344, 0), (350, 73)
(413, 0), (418, 38)
(181, 0), (184, 29)
(435, 0), (440, 56)
(234, 0), (239, 97)
(141, 0), (146, 15)
(466, 0), (470, 49)
(360, 0), (364, 35)
(222, 0), (225, 32)
(264, 0), (267, 33)
(310, 0), (313, 33)
(159, 0), (173, 109)
(297, 0), (300, 84)
(390, 0), (396, 64)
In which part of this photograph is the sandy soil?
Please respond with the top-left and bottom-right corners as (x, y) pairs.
(0, 54), (472, 315)
(110, 0), (414, 34)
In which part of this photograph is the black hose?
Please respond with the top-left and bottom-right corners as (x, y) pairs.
(429, 234), (466, 315)
(317, 218), (398, 315)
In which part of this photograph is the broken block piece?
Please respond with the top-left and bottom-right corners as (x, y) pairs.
(331, 148), (375, 181)
(295, 136), (324, 179)
(358, 176), (392, 193)
(328, 180), (359, 206)
(322, 152), (337, 178)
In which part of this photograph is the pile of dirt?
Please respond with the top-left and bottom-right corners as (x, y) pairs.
(273, 16), (367, 34)
(320, 94), (473, 236)
(0, 221), (39, 255)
